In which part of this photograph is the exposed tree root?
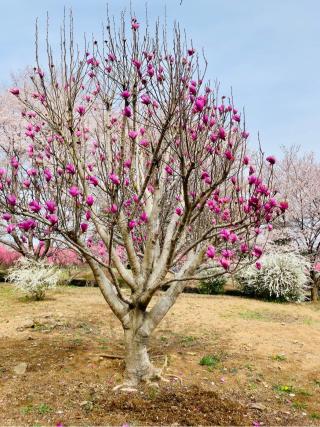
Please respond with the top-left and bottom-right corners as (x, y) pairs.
(98, 353), (124, 359)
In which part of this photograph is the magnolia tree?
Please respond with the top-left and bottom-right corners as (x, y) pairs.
(1, 15), (286, 386)
(276, 147), (320, 301)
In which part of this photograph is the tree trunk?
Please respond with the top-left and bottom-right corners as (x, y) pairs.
(310, 270), (319, 302)
(311, 284), (319, 302)
(122, 310), (160, 386)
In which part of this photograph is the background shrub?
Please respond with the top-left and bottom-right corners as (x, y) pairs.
(6, 258), (63, 300)
(199, 267), (227, 295)
(236, 253), (310, 302)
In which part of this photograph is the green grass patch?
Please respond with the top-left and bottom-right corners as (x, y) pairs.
(199, 355), (220, 368)
(271, 354), (287, 361)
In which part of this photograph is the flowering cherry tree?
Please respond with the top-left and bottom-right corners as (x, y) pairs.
(1, 15), (285, 386)
(276, 147), (320, 301)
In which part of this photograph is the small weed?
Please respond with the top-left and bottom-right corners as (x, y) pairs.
(37, 403), (53, 415)
(313, 379), (320, 387)
(160, 336), (168, 342)
(271, 354), (287, 361)
(181, 335), (197, 347)
(81, 401), (94, 412)
(274, 384), (293, 393)
(310, 412), (320, 420)
(21, 404), (34, 415)
(148, 386), (159, 400)
(244, 363), (255, 371)
(274, 385), (312, 396)
(199, 355), (220, 368)
(295, 388), (312, 397)
(72, 338), (83, 346)
(248, 381), (257, 390)
(292, 401), (307, 410)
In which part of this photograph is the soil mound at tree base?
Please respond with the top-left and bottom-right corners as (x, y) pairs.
(102, 384), (248, 426)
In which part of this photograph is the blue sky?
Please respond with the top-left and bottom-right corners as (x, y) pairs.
(1, 0), (319, 157)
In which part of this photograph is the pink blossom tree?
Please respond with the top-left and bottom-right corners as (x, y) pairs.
(276, 147), (320, 301)
(1, 14), (285, 386)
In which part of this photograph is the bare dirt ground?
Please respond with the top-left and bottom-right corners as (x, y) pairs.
(0, 284), (320, 426)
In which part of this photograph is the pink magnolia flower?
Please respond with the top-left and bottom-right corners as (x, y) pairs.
(29, 200), (41, 213)
(222, 249), (234, 258)
(194, 96), (206, 112)
(18, 219), (36, 231)
(266, 155), (276, 165)
(165, 165), (173, 175)
(88, 175), (99, 186)
(45, 200), (56, 213)
(224, 150), (234, 161)
(2, 213), (12, 221)
(141, 94), (151, 105)
(132, 59), (141, 69)
(252, 246), (263, 258)
(122, 106), (132, 117)
(7, 195), (17, 207)
(124, 159), (132, 168)
(86, 195), (94, 206)
(128, 220), (136, 230)
(240, 243), (249, 253)
(279, 201), (289, 211)
(140, 212), (148, 223)
(218, 128), (226, 140)
(255, 261), (262, 270)
(66, 163), (76, 174)
(243, 155), (250, 165)
(241, 131), (250, 139)
(121, 90), (131, 99)
(110, 204), (118, 213)
(76, 105), (86, 116)
(219, 257), (231, 270)
(206, 245), (216, 259)
(175, 207), (183, 216)
(139, 139), (149, 147)
(27, 168), (37, 177)
(109, 173), (120, 185)
(128, 130), (138, 140)
(9, 87), (20, 95)
(44, 168), (52, 182)
(131, 18), (140, 31)
(7, 224), (16, 233)
(229, 233), (238, 244)
(48, 214), (58, 225)
(10, 157), (19, 169)
(69, 186), (81, 197)
(219, 228), (230, 241)
(80, 223), (88, 232)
